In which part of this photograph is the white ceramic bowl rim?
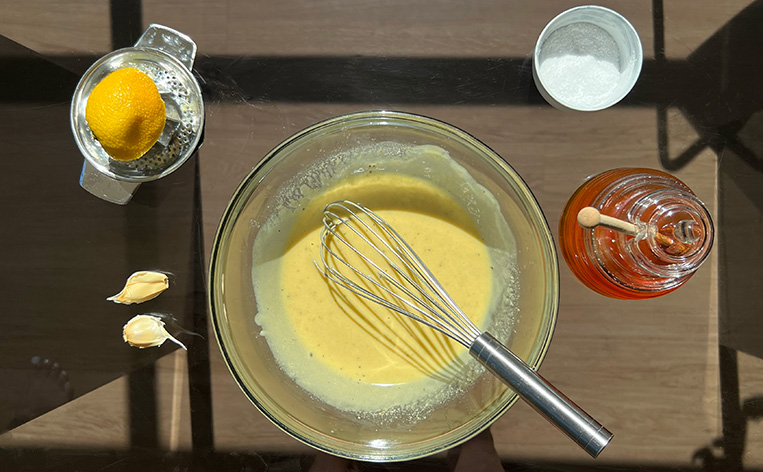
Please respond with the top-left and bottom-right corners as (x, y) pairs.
(533, 5), (644, 111)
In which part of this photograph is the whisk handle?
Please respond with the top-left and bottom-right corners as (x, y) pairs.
(470, 332), (612, 458)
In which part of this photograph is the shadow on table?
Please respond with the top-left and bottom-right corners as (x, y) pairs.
(0, 34), (207, 439)
(648, 2), (763, 470)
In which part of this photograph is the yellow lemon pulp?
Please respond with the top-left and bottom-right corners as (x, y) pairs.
(85, 68), (166, 161)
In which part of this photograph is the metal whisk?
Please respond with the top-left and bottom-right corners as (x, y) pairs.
(319, 200), (612, 458)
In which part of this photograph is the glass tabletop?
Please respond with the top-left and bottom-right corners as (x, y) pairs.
(1, 1), (762, 470)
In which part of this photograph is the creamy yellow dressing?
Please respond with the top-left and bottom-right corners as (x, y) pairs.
(252, 148), (512, 413)
(282, 206), (491, 385)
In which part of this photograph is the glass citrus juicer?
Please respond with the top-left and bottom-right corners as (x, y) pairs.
(70, 24), (204, 205)
(559, 168), (714, 299)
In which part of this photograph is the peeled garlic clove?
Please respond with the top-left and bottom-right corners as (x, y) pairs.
(123, 314), (187, 350)
(108, 271), (169, 304)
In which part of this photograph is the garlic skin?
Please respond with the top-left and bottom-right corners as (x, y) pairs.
(108, 271), (169, 304)
(123, 314), (186, 350)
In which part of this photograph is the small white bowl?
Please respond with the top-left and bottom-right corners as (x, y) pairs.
(533, 5), (643, 111)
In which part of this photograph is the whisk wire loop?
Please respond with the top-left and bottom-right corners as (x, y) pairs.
(319, 201), (480, 346)
(321, 201), (479, 347)
(357, 205), (482, 339)
(319, 236), (448, 338)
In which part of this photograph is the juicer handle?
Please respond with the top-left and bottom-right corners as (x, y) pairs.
(470, 332), (613, 458)
(136, 24), (197, 70)
(79, 160), (140, 205)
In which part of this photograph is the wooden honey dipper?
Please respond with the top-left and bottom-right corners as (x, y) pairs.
(577, 207), (691, 256)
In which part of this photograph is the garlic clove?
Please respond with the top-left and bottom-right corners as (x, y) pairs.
(108, 271), (169, 304)
(122, 314), (187, 350)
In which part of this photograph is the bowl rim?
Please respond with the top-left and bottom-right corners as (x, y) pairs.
(208, 109), (560, 461)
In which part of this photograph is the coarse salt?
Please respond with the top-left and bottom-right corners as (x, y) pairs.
(538, 22), (622, 109)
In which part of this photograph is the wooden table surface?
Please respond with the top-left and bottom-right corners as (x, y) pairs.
(1, 1), (762, 470)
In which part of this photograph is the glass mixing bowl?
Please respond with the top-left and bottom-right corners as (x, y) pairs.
(208, 110), (559, 461)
